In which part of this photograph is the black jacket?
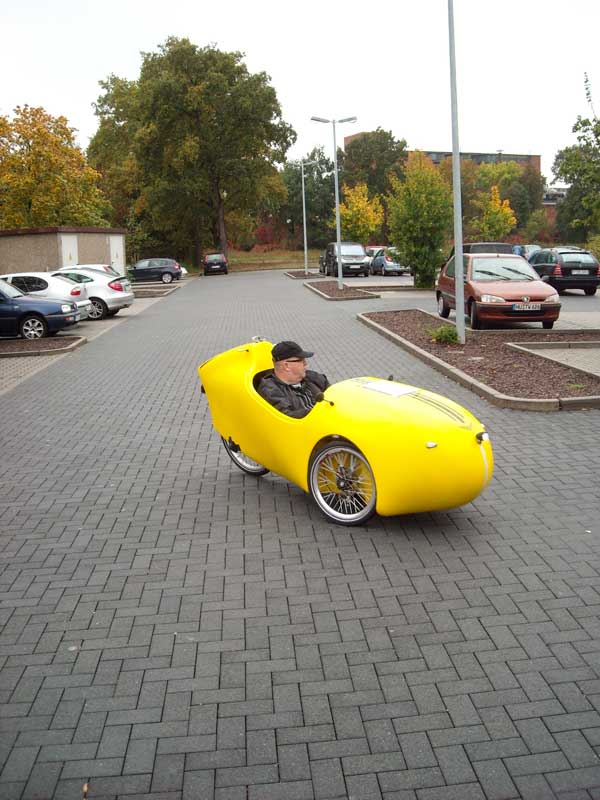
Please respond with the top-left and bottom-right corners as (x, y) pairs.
(257, 369), (330, 418)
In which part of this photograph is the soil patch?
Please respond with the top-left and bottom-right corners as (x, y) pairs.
(0, 336), (85, 357)
(364, 309), (600, 400)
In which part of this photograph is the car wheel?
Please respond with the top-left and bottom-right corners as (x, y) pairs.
(162, 272), (173, 284)
(469, 301), (481, 330)
(20, 315), (47, 339)
(584, 287), (597, 296)
(106, 309), (120, 317)
(308, 442), (376, 526)
(224, 269), (228, 274)
(88, 297), (108, 320)
(437, 294), (451, 318)
(542, 320), (554, 329)
(221, 437), (269, 476)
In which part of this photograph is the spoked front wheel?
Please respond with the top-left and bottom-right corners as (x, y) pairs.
(221, 437), (269, 476)
(308, 442), (376, 525)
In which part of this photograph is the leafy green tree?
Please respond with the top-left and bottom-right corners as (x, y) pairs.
(90, 38), (295, 265)
(341, 128), (407, 197)
(523, 208), (554, 243)
(438, 157), (480, 224)
(555, 182), (590, 243)
(280, 147), (335, 247)
(0, 105), (109, 228)
(470, 185), (516, 240)
(338, 183), (384, 242)
(387, 152), (453, 288)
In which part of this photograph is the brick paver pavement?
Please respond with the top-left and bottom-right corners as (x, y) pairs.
(1, 271), (600, 800)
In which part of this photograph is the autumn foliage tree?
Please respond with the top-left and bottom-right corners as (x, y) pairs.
(0, 106), (109, 229)
(470, 185), (516, 240)
(338, 183), (384, 243)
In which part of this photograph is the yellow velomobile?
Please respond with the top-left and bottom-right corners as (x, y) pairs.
(198, 339), (493, 526)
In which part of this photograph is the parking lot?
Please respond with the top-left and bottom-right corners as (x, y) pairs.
(1, 271), (600, 799)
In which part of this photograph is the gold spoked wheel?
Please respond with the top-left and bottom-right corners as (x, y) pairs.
(221, 437), (269, 476)
(309, 443), (376, 525)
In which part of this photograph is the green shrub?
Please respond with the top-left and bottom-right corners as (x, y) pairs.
(428, 325), (459, 344)
(586, 234), (600, 260)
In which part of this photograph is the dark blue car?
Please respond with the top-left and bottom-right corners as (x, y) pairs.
(0, 279), (80, 339)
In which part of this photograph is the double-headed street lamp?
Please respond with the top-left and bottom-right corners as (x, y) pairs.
(300, 160), (316, 276)
(311, 115), (357, 290)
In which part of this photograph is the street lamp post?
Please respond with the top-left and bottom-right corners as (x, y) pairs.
(311, 115), (357, 290)
(301, 160), (316, 276)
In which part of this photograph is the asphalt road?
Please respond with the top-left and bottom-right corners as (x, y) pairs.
(1, 271), (600, 799)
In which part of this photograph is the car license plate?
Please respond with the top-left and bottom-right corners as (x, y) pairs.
(571, 269), (589, 275)
(513, 303), (541, 311)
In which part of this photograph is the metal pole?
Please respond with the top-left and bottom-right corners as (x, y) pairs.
(332, 120), (344, 291)
(448, 0), (465, 344)
(301, 162), (309, 276)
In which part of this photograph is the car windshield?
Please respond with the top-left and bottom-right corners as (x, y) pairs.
(471, 257), (537, 281)
(206, 254), (223, 262)
(340, 245), (365, 256)
(0, 279), (24, 298)
(562, 252), (596, 264)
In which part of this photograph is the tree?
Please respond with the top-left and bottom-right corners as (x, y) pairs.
(337, 183), (384, 243)
(280, 148), (335, 248)
(470, 185), (516, 240)
(0, 105), (109, 229)
(438, 157), (480, 224)
(90, 38), (295, 265)
(341, 128), (407, 198)
(387, 152), (453, 288)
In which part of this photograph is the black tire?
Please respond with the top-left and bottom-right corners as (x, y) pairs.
(308, 442), (376, 526)
(584, 287), (597, 296)
(107, 309), (120, 317)
(20, 314), (47, 339)
(469, 301), (481, 330)
(542, 320), (554, 329)
(437, 294), (451, 318)
(88, 297), (108, 320)
(222, 437), (269, 476)
(162, 272), (174, 284)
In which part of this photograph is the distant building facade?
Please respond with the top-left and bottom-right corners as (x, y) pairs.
(0, 226), (126, 276)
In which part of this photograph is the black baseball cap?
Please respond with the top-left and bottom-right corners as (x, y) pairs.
(272, 341), (314, 361)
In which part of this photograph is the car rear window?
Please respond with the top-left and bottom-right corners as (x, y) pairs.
(561, 252), (597, 264)
(206, 254), (224, 262)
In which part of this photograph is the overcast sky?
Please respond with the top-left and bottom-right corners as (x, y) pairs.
(4, 0), (598, 183)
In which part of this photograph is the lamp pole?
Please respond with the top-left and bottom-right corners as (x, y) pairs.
(311, 115), (357, 290)
(301, 160), (316, 276)
(448, 0), (465, 344)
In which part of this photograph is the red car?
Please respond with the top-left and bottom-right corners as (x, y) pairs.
(436, 253), (561, 329)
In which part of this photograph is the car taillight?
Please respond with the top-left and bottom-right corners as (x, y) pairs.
(174, 263), (181, 270)
(552, 264), (562, 276)
(108, 280), (124, 291)
(597, 264), (600, 276)
(70, 287), (81, 296)
(385, 256), (392, 263)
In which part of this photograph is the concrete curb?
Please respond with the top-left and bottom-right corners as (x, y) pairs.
(357, 312), (600, 411)
(0, 336), (87, 359)
(284, 271), (323, 280)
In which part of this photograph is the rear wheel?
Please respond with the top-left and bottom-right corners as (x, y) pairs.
(20, 315), (47, 339)
(308, 442), (376, 526)
(162, 272), (173, 284)
(542, 320), (554, 329)
(437, 294), (451, 318)
(584, 287), (597, 296)
(88, 297), (108, 320)
(106, 309), (120, 317)
(469, 301), (481, 330)
(221, 437), (269, 476)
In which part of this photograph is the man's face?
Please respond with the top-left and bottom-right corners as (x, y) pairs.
(279, 357), (307, 383)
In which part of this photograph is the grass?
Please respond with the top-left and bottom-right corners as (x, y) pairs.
(227, 248), (322, 272)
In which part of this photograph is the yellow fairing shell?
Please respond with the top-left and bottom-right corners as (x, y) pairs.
(198, 340), (493, 517)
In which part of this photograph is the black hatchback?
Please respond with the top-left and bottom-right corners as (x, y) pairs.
(528, 247), (600, 295)
(129, 258), (182, 284)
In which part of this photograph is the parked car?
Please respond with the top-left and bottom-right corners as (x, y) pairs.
(365, 245), (387, 268)
(68, 263), (121, 277)
(528, 247), (600, 295)
(204, 253), (228, 275)
(198, 339), (493, 525)
(436, 253), (561, 329)
(447, 242), (514, 258)
(322, 242), (370, 277)
(370, 247), (410, 276)
(2, 272), (92, 320)
(129, 258), (182, 284)
(52, 268), (134, 320)
(0, 279), (80, 339)
(523, 244), (541, 260)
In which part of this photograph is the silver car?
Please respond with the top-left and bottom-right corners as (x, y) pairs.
(53, 268), (134, 320)
(2, 272), (92, 320)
